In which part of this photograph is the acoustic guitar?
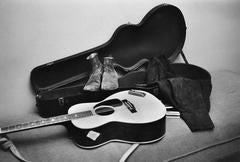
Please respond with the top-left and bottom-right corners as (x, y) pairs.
(0, 90), (166, 149)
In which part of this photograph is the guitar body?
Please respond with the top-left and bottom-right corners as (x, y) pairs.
(67, 90), (166, 149)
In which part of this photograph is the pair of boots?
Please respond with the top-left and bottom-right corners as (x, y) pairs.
(83, 53), (119, 91)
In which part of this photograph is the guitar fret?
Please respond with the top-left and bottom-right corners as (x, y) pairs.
(16, 124), (22, 129)
(69, 111), (93, 120)
(1, 127), (9, 131)
(35, 121), (41, 125)
(9, 125), (16, 131)
(22, 123), (29, 127)
(58, 116), (69, 122)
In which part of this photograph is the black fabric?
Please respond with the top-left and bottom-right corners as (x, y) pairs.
(145, 56), (214, 131)
(168, 77), (214, 131)
(146, 56), (175, 82)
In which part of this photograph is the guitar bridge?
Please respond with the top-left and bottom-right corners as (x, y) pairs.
(122, 99), (137, 113)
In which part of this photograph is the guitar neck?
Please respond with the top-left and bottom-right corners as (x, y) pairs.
(0, 110), (93, 135)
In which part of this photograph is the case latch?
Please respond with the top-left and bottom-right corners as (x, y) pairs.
(58, 97), (65, 106)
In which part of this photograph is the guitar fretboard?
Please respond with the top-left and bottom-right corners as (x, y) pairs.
(0, 110), (93, 134)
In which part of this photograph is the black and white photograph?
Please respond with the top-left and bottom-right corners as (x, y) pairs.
(0, 0), (240, 161)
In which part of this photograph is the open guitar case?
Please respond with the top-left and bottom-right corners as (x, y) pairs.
(30, 4), (212, 119)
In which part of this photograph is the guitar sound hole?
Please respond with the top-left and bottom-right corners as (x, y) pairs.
(95, 107), (114, 116)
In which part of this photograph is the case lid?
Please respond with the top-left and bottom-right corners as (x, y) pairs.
(30, 4), (186, 93)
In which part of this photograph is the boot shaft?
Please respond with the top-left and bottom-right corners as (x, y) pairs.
(103, 57), (115, 72)
(87, 53), (102, 71)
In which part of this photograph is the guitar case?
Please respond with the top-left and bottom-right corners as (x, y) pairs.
(30, 4), (211, 118)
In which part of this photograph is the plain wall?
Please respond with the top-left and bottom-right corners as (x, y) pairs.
(0, 0), (240, 117)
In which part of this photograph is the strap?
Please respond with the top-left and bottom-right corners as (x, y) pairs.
(0, 135), (30, 162)
(114, 58), (149, 72)
(180, 51), (189, 64)
(119, 143), (140, 162)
